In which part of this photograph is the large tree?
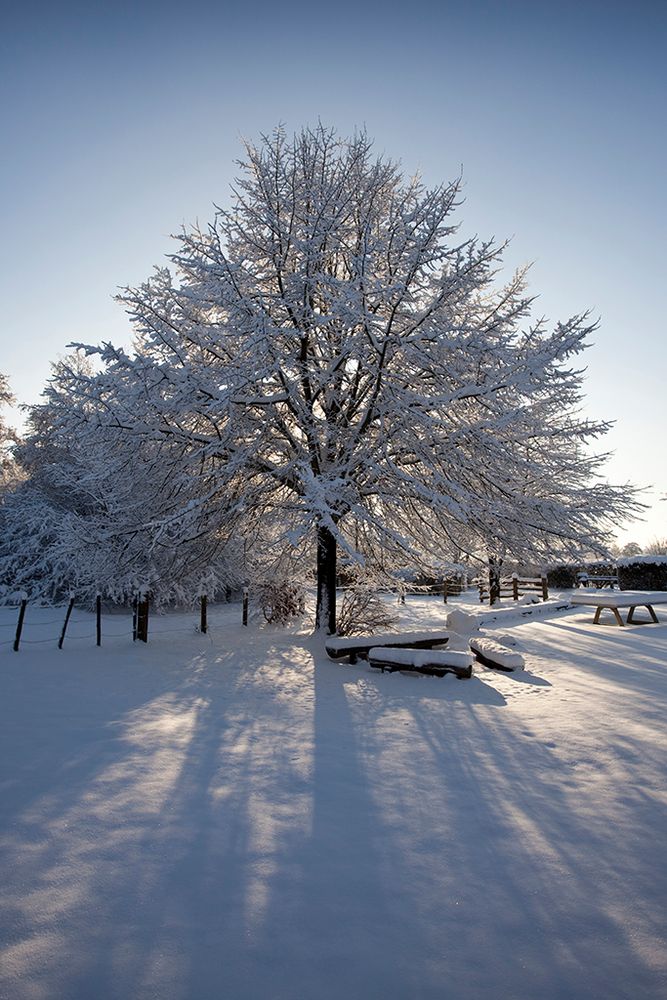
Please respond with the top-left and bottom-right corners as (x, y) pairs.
(25, 125), (638, 627)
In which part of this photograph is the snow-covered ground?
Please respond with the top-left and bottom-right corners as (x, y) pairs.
(1, 594), (666, 1000)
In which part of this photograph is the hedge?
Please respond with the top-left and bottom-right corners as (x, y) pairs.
(546, 564), (580, 588)
(616, 556), (667, 591)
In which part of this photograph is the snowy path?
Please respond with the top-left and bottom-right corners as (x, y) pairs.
(1, 600), (666, 999)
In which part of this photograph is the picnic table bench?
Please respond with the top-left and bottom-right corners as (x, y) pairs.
(576, 574), (619, 589)
(570, 590), (667, 626)
(325, 630), (450, 664)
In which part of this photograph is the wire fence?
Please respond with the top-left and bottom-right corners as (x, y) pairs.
(0, 596), (241, 651)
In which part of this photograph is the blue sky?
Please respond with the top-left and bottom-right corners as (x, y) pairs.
(1, 0), (665, 544)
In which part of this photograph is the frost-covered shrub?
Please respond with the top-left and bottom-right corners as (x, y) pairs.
(336, 585), (397, 636)
(616, 556), (667, 591)
(546, 563), (580, 588)
(254, 579), (306, 625)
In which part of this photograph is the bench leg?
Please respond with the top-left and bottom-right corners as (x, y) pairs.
(593, 606), (624, 626)
(627, 605), (659, 624)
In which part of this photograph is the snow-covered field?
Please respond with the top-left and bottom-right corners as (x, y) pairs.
(1, 595), (666, 1000)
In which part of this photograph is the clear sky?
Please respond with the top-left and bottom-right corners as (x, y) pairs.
(1, 0), (665, 546)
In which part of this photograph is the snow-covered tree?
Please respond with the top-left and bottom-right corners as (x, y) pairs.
(0, 374), (19, 494)
(0, 356), (245, 606)
(18, 125), (640, 626)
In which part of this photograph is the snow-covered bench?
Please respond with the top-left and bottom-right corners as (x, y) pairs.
(367, 647), (472, 679)
(570, 590), (667, 627)
(325, 630), (450, 664)
(469, 637), (525, 672)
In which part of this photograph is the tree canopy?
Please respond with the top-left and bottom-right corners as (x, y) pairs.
(0, 126), (641, 624)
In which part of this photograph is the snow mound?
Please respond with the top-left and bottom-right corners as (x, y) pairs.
(445, 609), (479, 636)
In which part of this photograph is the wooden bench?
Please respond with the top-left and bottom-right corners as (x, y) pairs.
(325, 630), (450, 664)
(469, 637), (525, 672)
(570, 590), (667, 626)
(367, 647), (472, 679)
(577, 574), (619, 589)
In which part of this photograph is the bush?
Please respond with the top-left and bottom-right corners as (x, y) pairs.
(616, 556), (667, 591)
(254, 579), (306, 625)
(546, 564), (580, 588)
(336, 585), (397, 636)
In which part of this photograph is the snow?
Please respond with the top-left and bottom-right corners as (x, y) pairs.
(325, 629), (450, 652)
(570, 590), (667, 608)
(445, 607), (479, 636)
(1, 594), (666, 999)
(616, 555), (667, 566)
(367, 647), (472, 669)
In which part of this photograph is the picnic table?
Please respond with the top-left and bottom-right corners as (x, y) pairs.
(570, 590), (667, 626)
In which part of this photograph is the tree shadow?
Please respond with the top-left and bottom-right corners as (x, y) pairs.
(1, 628), (665, 999)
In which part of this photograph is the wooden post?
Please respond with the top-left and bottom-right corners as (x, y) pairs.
(541, 575), (548, 602)
(132, 595), (138, 642)
(58, 596), (75, 649)
(96, 594), (102, 646)
(488, 557), (502, 606)
(242, 587), (249, 626)
(200, 594), (207, 634)
(512, 575), (519, 602)
(13, 599), (27, 652)
(136, 594), (149, 643)
(443, 580), (448, 604)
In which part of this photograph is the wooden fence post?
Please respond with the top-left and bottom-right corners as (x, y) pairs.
(58, 596), (75, 650)
(13, 598), (27, 652)
(512, 575), (519, 601)
(132, 595), (138, 642)
(541, 575), (549, 601)
(488, 558), (502, 606)
(242, 587), (249, 626)
(96, 594), (102, 646)
(200, 594), (207, 634)
(136, 594), (149, 643)
(443, 580), (448, 604)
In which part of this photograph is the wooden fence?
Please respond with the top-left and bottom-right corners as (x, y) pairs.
(399, 579), (469, 604)
(478, 574), (549, 604)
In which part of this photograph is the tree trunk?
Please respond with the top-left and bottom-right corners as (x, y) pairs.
(316, 524), (337, 634)
(488, 555), (503, 606)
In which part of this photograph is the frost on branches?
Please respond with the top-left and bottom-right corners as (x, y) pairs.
(0, 374), (19, 495)
(1, 127), (641, 625)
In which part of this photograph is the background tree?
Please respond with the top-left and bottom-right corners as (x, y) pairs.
(0, 357), (244, 605)
(0, 374), (19, 495)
